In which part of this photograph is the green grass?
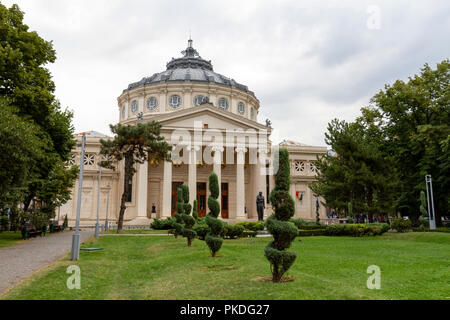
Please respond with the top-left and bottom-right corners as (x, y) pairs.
(2, 232), (449, 300)
(104, 229), (170, 235)
(0, 231), (24, 248)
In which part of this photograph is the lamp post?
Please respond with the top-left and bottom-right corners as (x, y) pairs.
(104, 183), (111, 231)
(71, 134), (86, 261)
(425, 175), (436, 230)
(94, 167), (102, 239)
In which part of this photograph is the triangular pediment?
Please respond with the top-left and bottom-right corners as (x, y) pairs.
(151, 104), (270, 132)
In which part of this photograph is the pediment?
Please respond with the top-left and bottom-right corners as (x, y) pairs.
(154, 105), (270, 132)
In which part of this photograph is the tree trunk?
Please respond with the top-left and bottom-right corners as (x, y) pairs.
(188, 238), (192, 247)
(117, 157), (133, 234)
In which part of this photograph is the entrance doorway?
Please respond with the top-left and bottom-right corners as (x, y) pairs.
(171, 181), (183, 216)
(221, 183), (229, 219)
(197, 182), (207, 218)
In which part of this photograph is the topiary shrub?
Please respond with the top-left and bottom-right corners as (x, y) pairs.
(181, 184), (196, 247)
(173, 188), (184, 238)
(205, 172), (223, 257)
(391, 218), (412, 233)
(193, 221), (209, 240)
(265, 148), (297, 282)
(325, 223), (389, 236)
(289, 218), (317, 229)
(192, 199), (198, 221)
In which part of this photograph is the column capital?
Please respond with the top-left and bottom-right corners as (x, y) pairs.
(212, 145), (224, 153)
(235, 147), (247, 154)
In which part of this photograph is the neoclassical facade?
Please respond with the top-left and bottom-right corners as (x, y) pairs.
(60, 40), (328, 227)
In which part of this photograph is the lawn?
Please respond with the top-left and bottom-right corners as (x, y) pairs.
(0, 231), (24, 248)
(1, 232), (449, 300)
(104, 229), (170, 235)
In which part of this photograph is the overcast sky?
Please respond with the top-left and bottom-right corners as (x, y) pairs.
(4, 0), (449, 146)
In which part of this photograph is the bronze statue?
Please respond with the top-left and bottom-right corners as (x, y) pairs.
(256, 191), (265, 221)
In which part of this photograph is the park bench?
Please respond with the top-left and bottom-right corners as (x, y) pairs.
(21, 224), (46, 240)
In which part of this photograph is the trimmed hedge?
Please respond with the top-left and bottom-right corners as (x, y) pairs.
(223, 224), (245, 239)
(151, 218), (174, 230)
(325, 223), (389, 237)
(297, 225), (327, 231)
(289, 218), (318, 229)
(298, 229), (327, 237)
(235, 221), (265, 231)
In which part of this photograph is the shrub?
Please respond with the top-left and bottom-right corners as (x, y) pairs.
(264, 148), (297, 282)
(193, 222), (209, 240)
(325, 223), (389, 237)
(223, 224), (245, 239)
(205, 172), (223, 257)
(243, 230), (258, 238)
(151, 218), (174, 230)
(297, 229), (327, 237)
(235, 221), (265, 231)
(0, 215), (9, 231)
(289, 218), (317, 229)
(297, 225), (327, 231)
(391, 218), (412, 233)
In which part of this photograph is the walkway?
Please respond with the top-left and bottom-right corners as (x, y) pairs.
(0, 229), (93, 295)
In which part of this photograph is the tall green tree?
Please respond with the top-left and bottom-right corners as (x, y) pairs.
(265, 148), (297, 282)
(360, 60), (449, 225)
(99, 122), (171, 233)
(311, 119), (397, 219)
(0, 3), (76, 220)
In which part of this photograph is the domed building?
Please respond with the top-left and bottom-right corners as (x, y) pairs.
(61, 40), (328, 227)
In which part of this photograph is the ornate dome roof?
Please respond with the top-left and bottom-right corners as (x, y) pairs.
(124, 39), (255, 97)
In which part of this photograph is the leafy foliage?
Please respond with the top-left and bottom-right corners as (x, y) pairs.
(180, 184), (196, 246)
(325, 223), (390, 236)
(265, 148), (297, 282)
(391, 218), (412, 233)
(0, 3), (77, 223)
(205, 172), (223, 257)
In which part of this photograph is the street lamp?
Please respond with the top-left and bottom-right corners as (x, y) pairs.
(71, 134), (86, 261)
(104, 183), (111, 231)
(94, 167), (102, 239)
(425, 175), (436, 230)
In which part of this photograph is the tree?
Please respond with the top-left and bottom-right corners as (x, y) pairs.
(99, 122), (171, 233)
(265, 148), (297, 282)
(205, 172), (223, 257)
(181, 184), (196, 247)
(361, 60), (449, 225)
(0, 3), (77, 221)
(0, 100), (42, 209)
(311, 119), (398, 220)
(192, 199), (198, 220)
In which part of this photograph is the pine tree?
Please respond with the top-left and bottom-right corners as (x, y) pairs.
(181, 184), (196, 246)
(205, 172), (223, 257)
(265, 148), (297, 282)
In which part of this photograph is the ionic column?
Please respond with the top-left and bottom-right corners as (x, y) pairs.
(162, 160), (172, 217)
(136, 162), (148, 218)
(188, 145), (199, 208)
(236, 147), (247, 218)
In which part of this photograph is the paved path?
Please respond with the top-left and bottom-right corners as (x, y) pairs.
(0, 229), (94, 295)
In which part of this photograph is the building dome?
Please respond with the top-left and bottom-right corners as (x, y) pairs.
(124, 39), (255, 97)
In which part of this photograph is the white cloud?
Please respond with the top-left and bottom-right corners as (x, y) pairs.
(4, 0), (449, 146)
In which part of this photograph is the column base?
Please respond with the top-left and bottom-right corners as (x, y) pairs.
(124, 217), (152, 226)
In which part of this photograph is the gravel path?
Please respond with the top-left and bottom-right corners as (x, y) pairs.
(0, 229), (94, 295)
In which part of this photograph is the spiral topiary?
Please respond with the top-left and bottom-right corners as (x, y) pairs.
(265, 148), (297, 282)
(181, 184), (196, 246)
(173, 187), (184, 238)
(192, 199), (198, 221)
(205, 172), (223, 257)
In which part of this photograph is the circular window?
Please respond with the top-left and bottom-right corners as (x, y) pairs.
(238, 102), (245, 115)
(218, 98), (229, 110)
(194, 95), (206, 106)
(131, 100), (138, 114)
(122, 105), (126, 118)
(147, 97), (158, 110)
(169, 95), (181, 108)
(250, 107), (255, 119)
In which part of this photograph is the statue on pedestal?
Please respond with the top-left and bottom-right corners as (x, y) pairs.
(256, 191), (265, 222)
